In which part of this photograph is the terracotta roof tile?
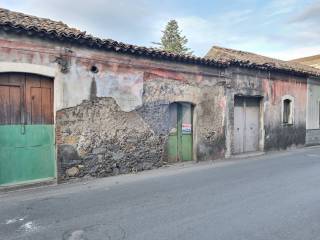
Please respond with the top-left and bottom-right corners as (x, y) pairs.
(0, 8), (226, 68)
(291, 54), (320, 69)
(205, 46), (320, 77)
(0, 8), (86, 38)
(1, 8), (319, 77)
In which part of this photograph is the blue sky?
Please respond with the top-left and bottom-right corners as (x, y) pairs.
(1, 0), (319, 60)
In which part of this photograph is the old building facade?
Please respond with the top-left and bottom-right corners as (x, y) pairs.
(205, 46), (320, 154)
(291, 55), (320, 145)
(0, 8), (319, 187)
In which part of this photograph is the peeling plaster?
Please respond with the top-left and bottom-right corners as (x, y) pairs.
(96, 71), (143, 112)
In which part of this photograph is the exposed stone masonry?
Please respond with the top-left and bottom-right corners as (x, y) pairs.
(57, 97), (166, 180)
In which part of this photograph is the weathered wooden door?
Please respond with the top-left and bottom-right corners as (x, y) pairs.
(168, 103), (193, 162)
(234, 97), (245, 153)
(0, 73), (55, 186)
(234, 96), (260, 154)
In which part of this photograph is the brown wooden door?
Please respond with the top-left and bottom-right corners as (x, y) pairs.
(0, 73), (53, 125)
(25, 74), (54, 124)
(0, 73), (24, 125)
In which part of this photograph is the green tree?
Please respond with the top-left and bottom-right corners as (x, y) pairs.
(154, 20), (193, 55)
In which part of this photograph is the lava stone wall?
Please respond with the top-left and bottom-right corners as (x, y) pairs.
(56, 97), (166, 180)
(56, 60), (227, 181)
(142, 72), (227, 162)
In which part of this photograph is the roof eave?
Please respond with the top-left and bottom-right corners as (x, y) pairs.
(0, 24), (227, 69)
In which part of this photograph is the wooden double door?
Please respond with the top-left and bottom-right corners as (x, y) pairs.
(233, 96), (260, 154)
(0, 73), (55, 186)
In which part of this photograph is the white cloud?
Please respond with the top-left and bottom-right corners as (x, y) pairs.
(290, 0), (320, 23)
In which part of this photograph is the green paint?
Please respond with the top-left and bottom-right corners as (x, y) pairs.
(167, 103), (193, 161)
(181, 134), (193, 161)
(180, 103), (193, 161)
(0, 125), (55, 186)
(168, 133), (178, 162)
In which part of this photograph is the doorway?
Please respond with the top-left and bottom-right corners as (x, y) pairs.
(233, 96), (261, 154)
(0, 73), (55, 186)
(167, 102), (193, 162)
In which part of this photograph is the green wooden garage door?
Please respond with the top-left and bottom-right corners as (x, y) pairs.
(0, 73), (55, 186)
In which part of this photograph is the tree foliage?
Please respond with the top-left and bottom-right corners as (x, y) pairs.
(154, 20), (193, 55)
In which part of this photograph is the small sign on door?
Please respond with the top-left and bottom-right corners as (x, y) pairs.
(182, 123), (192, 133)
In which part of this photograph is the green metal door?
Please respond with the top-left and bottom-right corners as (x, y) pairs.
(0, 73), (55, 186)
(167, 103), (193, 162)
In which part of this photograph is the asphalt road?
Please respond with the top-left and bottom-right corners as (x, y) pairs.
(1, 147), (320, 240)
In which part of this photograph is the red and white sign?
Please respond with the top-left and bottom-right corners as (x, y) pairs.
(182, 123), (192, 133)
